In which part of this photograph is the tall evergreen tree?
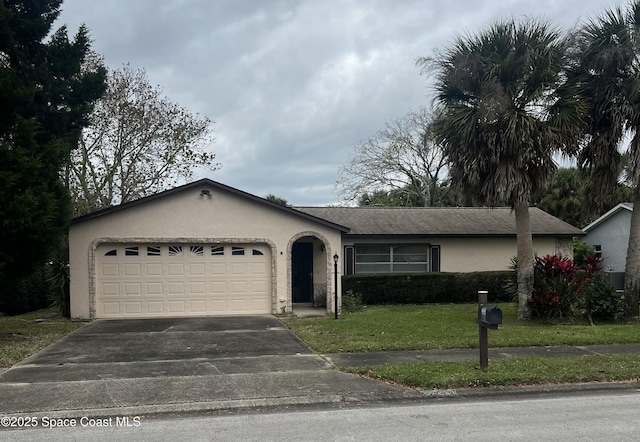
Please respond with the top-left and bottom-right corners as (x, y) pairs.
(0, 1), (106, 306)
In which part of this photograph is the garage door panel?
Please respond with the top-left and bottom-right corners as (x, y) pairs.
(231, 263), (246, 274)
(208, 300), (225, 312)
(147, 301), (164, 313)
(146, 263), (163, 276)
(125, 302), (142, 314)
(168, 282), (185, 295)
(211, 281), (226, 293)
(251, 280), (269, 293)
(146, 282), (163, 295)
(250, 262), (269, 275)
(96, 243), (271, 318)
(230, 300), (247, 311)
(189, 263), (206, 275)
(124, 282), (141, 295)
(101, 264), (119, 277)
(189, 281), (206, 295)
(190, 300), (207, 312)
(102, 283), (119, 296)
(102, 302), (120, 315)
(211, 263), (226, 275)
(168, 263), (184, 275)
(124, 264), (141, 276)
(169, 300), (186, 313)
(231, 281), (247, 292)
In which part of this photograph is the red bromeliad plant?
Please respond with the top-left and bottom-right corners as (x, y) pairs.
(510, 248), (624, 322)
(529, 253), (602, 320)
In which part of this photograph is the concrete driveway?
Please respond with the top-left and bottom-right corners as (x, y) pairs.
(0, 316), (421, 417)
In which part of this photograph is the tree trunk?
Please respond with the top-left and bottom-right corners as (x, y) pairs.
(624, 187), (640, 318)
(514, 202), (534, 320)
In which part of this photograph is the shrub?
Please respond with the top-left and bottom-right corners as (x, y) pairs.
(342, 271), (511, 305)
(581, 273), (626, 323)
(528, 289), (561, 320)
(341, 290), (364, 313)
(532, 254), (587, 320)
(512, 251), (621, 323)
(572, 238), (595, 267)
(0, 267), (51, 315)
(47, 259), (70, 317)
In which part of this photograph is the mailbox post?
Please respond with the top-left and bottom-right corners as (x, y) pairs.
(476, 290), (502, 371)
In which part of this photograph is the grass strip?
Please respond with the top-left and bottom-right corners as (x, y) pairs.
(0, 308), (87, 368)
(347, 354), (640, 389)
(287, 304), (640, 353)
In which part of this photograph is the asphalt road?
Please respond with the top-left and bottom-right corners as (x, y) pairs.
(3, 391), (639, 441)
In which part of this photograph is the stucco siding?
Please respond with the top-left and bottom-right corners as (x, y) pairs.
(438, 237), (558, 272)
(585, 210), (632, 272)
(69, 185), (342, 319)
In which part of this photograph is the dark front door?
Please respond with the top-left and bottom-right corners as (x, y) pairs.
(292, 242), (313, 303)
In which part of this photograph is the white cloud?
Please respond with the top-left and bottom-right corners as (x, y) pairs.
(57, 0), (622, 205)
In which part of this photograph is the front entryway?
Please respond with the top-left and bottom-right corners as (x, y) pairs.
(292, 242), (313, 303)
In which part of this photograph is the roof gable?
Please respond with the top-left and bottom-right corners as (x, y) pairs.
(71, 179), (350, 232)
(295, 206), (584, 237)
(583, 203), (634, 232)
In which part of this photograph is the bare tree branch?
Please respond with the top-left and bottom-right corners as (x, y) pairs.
(336, 106), (449, 206)
(67, 64), (218, 216)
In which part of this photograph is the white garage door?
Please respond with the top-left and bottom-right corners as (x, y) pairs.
(95, 243), (272, 318)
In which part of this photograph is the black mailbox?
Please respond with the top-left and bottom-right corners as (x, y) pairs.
(478, 304), (502, 326)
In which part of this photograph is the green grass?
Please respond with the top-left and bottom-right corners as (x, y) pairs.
(0, 308), (87, 368)
(286, 304), (640, 353)
(348, 354), (640, 389)
(287, 304), (640, 388)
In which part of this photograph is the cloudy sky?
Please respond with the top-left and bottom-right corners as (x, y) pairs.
(56, 0), (620, 206)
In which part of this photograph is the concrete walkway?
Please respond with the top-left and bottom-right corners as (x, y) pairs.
(323, 343), (640, 367)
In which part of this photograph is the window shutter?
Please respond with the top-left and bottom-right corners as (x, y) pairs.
(430, 245), (441, 272)
(344, 246), (355, 275)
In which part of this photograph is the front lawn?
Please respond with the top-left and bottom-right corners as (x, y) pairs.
(286, 304), (640, 388)
(0, 308), (87, 368)
(349, 354), (640, 389)
(286, 304), (640, 353)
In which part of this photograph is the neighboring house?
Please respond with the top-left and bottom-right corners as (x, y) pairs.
(69, 179), (584, 319)
(583, 203), (633, 288)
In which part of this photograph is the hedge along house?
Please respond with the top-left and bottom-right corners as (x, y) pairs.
(69, 179), (348, 319)
(69, 179), (585, 319)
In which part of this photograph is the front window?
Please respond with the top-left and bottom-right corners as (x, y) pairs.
(355, 244), (428, 274)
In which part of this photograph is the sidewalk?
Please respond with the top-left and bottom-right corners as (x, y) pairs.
(322, 343), (640, 367)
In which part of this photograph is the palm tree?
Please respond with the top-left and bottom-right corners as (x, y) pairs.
(419, 19), (583, 319)
(572, 1), (640, 317)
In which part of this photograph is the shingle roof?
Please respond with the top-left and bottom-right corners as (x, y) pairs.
(583, 202), (634, 232)
(295, 206), (584, 237)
